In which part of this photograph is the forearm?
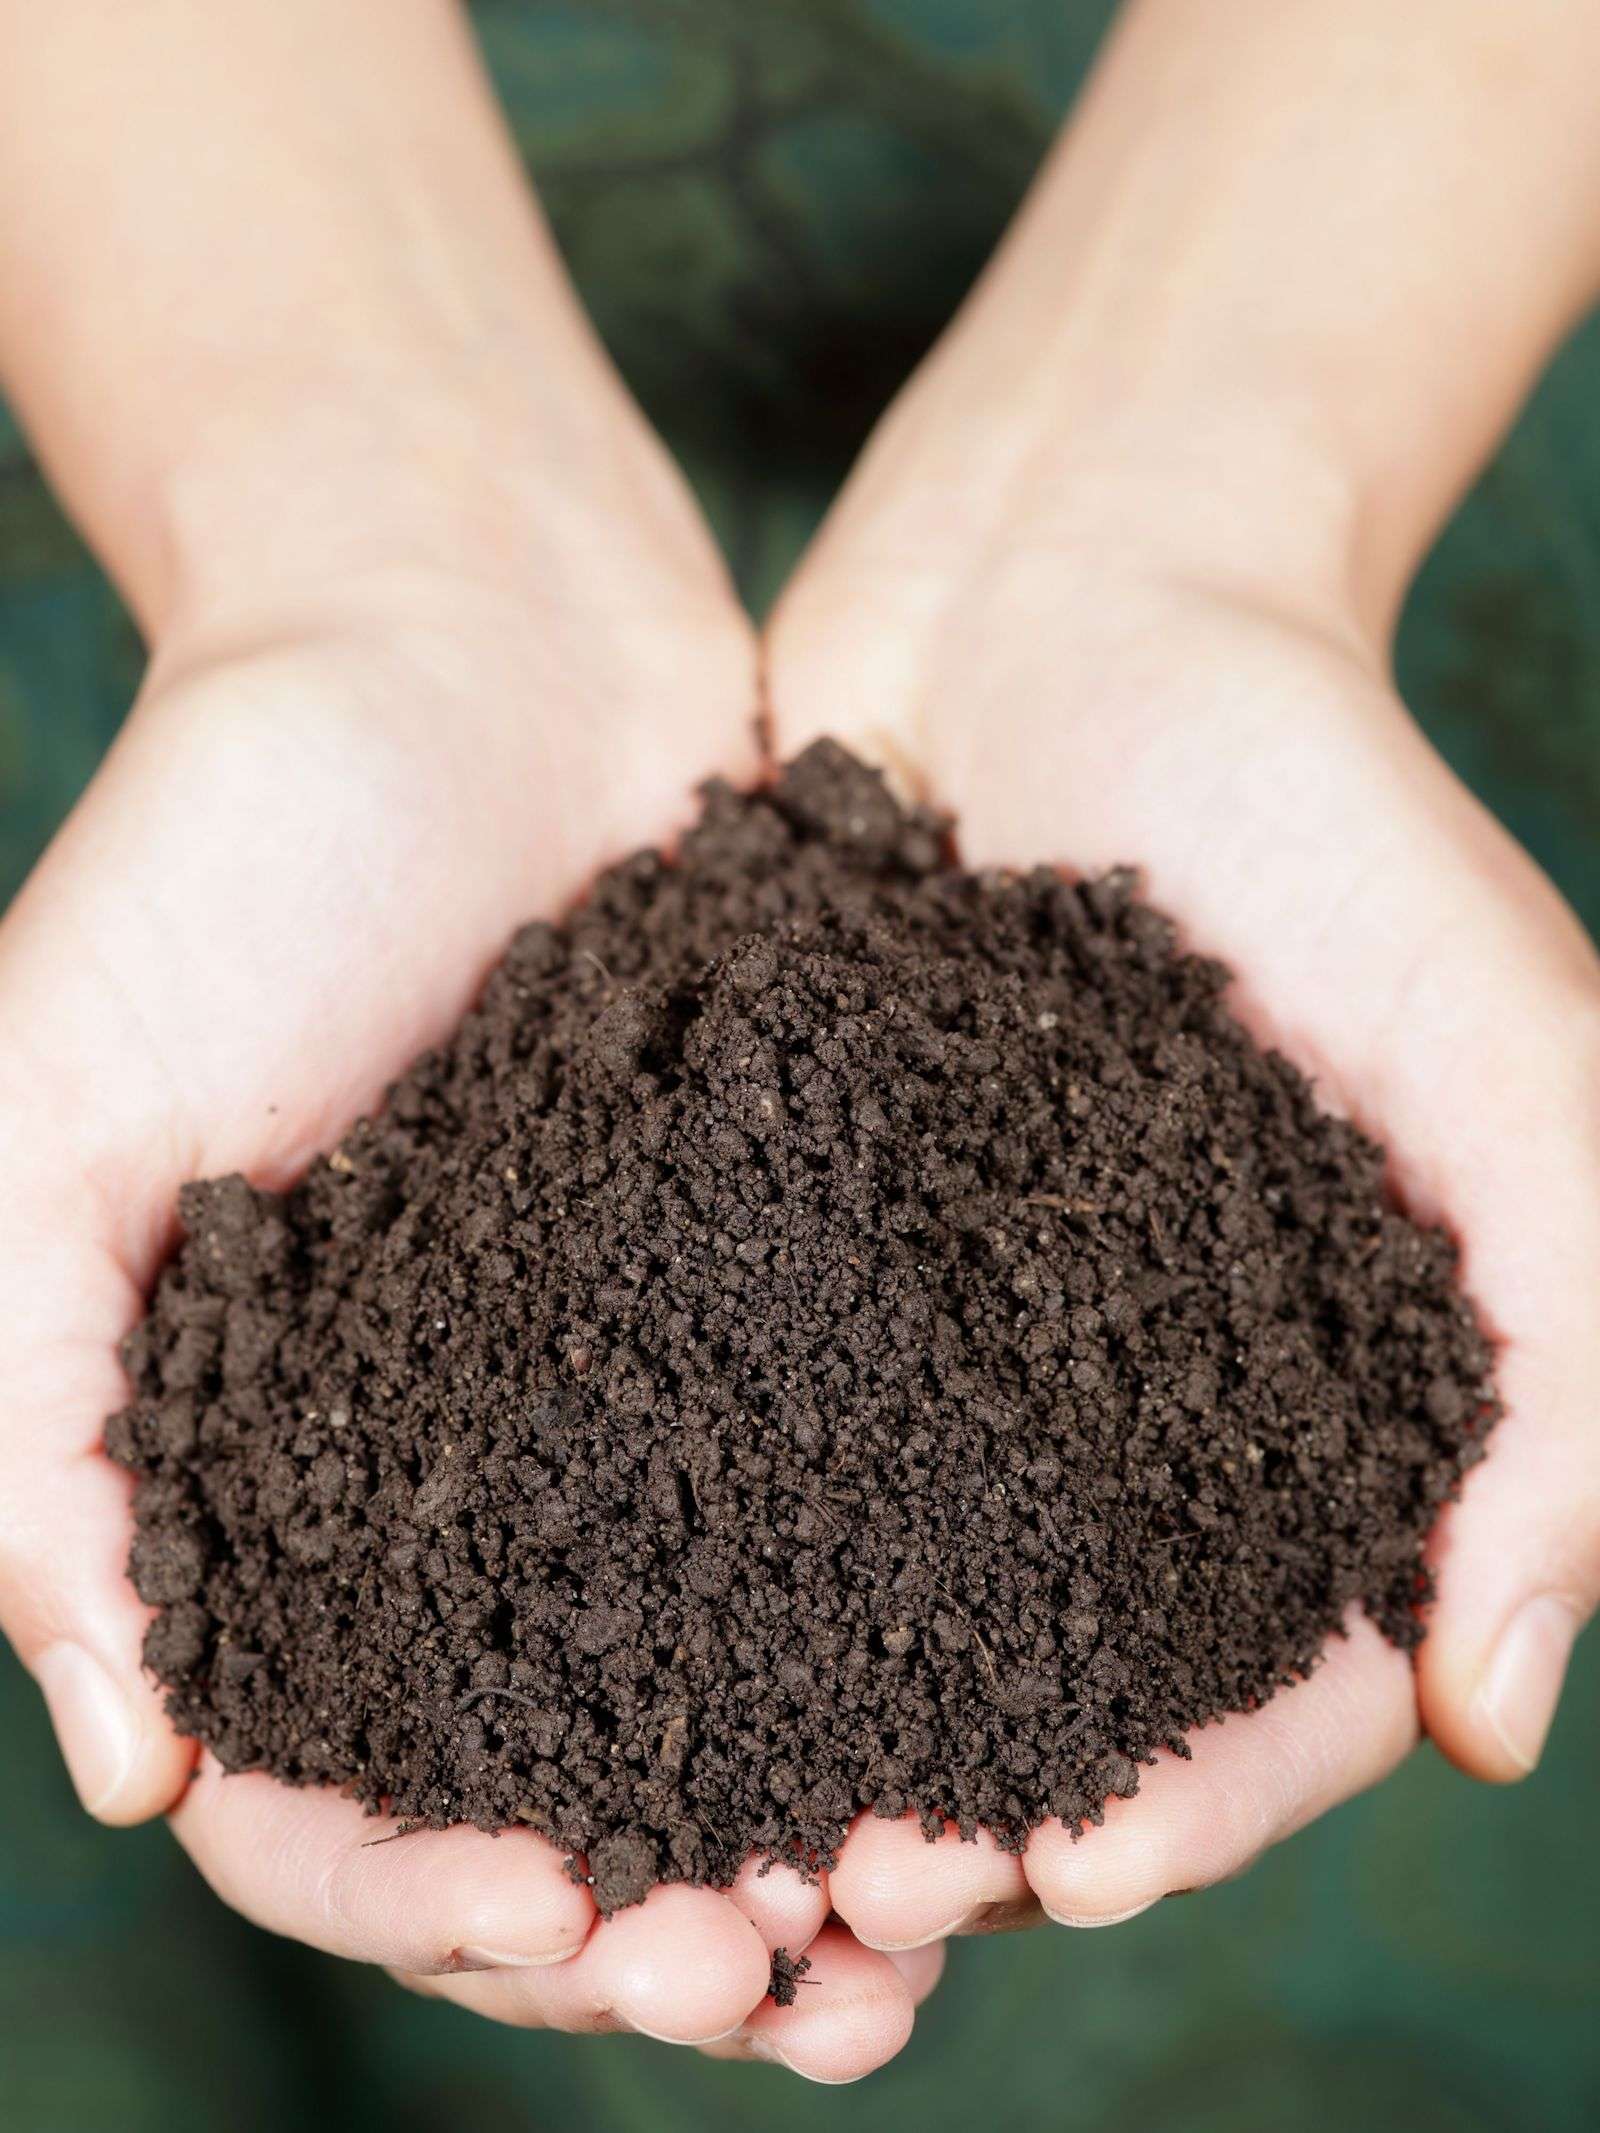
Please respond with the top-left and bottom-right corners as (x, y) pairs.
(858, 0), (1600, 637)
(0, 0), (701, 641)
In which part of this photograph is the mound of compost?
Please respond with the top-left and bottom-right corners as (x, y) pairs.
(109, 743), (1495, 1913)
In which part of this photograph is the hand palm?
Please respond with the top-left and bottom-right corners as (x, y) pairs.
(1, 597), (947, 2071)
(8, 503), (1596, 2076)
(766, 548), (1600, 1937)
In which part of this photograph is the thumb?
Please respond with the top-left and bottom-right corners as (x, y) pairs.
(8, 1462), (194, 1826)
(0, 1121), (192, 1824)
(1414, 1086), (1600, 1780)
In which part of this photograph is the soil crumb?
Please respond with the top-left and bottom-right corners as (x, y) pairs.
(109, 742), (1496, 1910)
(768, 1947), (812, 2007)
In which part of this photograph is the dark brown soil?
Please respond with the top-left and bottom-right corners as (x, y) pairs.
(767, 1947), (812, 2007)
(108, 743), (1496, 1914)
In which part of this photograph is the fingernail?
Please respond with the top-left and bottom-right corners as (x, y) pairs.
(623, 2013), (747, 2047)
(35, 1643), (138, 1817)
(1474, 1593), (1580, 1774)
(453, 1941), (584, 1972)
(857, 1913), (971, 1952)
(1041, 1896), (1159, 1929)
(746, 2035), (867, 2086)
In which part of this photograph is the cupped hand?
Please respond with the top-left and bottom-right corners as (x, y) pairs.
(764, 440), (1600, 1948)
(18, 330), (1596, 2080)
(0, 493), (935, 2079)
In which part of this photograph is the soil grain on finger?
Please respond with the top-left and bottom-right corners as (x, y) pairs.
(109, 743), (1496, 1911)
(767, 1947), (813, 2007)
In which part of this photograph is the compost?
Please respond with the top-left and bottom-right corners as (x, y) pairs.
(110, 742), (1495, 1913)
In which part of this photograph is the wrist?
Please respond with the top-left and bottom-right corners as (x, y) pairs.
(845, 0), (1600, 658)
(144, 345), (736, 667)
(810, 310), (1385, 670)
(1014, 371), (1379, 650)
(0, 0), (736, 659)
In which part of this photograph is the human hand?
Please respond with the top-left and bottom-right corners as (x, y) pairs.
(0, 404), (954, 2082)
(11, 0), (1600, 2076)
(761, 317), (1600, 1964)
(0, 0), (955, 2080)
(738, 0), (1600, 1956)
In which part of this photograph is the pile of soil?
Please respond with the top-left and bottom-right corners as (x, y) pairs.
(109, 743), (1496, 1914)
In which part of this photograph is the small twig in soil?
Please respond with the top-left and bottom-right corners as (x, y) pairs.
(970, 1631), (1005, 1700)
(457, 1685), (545, 1714)
(934, 1578), (1005, 1703)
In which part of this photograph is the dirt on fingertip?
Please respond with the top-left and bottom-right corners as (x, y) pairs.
(767, 1946), (813, 2008)
(109, 741), (1497, 1915)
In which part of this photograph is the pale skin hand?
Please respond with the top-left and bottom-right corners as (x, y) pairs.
(0, 0), (933, 2084)
(763, 0), (1600, 1950)
(7, 0), (1600, 2073)
(0, 589), (941, 2077)
(773, 574), (1600, 1943)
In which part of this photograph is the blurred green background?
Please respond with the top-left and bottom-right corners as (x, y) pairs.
(4, 4), (1599, 2127)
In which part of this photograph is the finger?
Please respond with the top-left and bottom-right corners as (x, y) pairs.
(12, 1455), (197, 1824)
(699, 1936), (946, 2064)
(392, 1965), (622, 2036)
(0, 1186), (194, 1824)
(718, 1923), (920, 2084)
(830, 1811), (1030, 1950)
(1024, 1610), (1415, 1925)
(1416, 1297), (1600, 1781)
(723, 1851), (831, 1954)
(169, 1755), (595, 1971)
(391, 1883), (771, 2045)
(879, 1936), (948, 2004)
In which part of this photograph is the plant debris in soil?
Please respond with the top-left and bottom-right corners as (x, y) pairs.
(108, 742), (1497, 1915)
